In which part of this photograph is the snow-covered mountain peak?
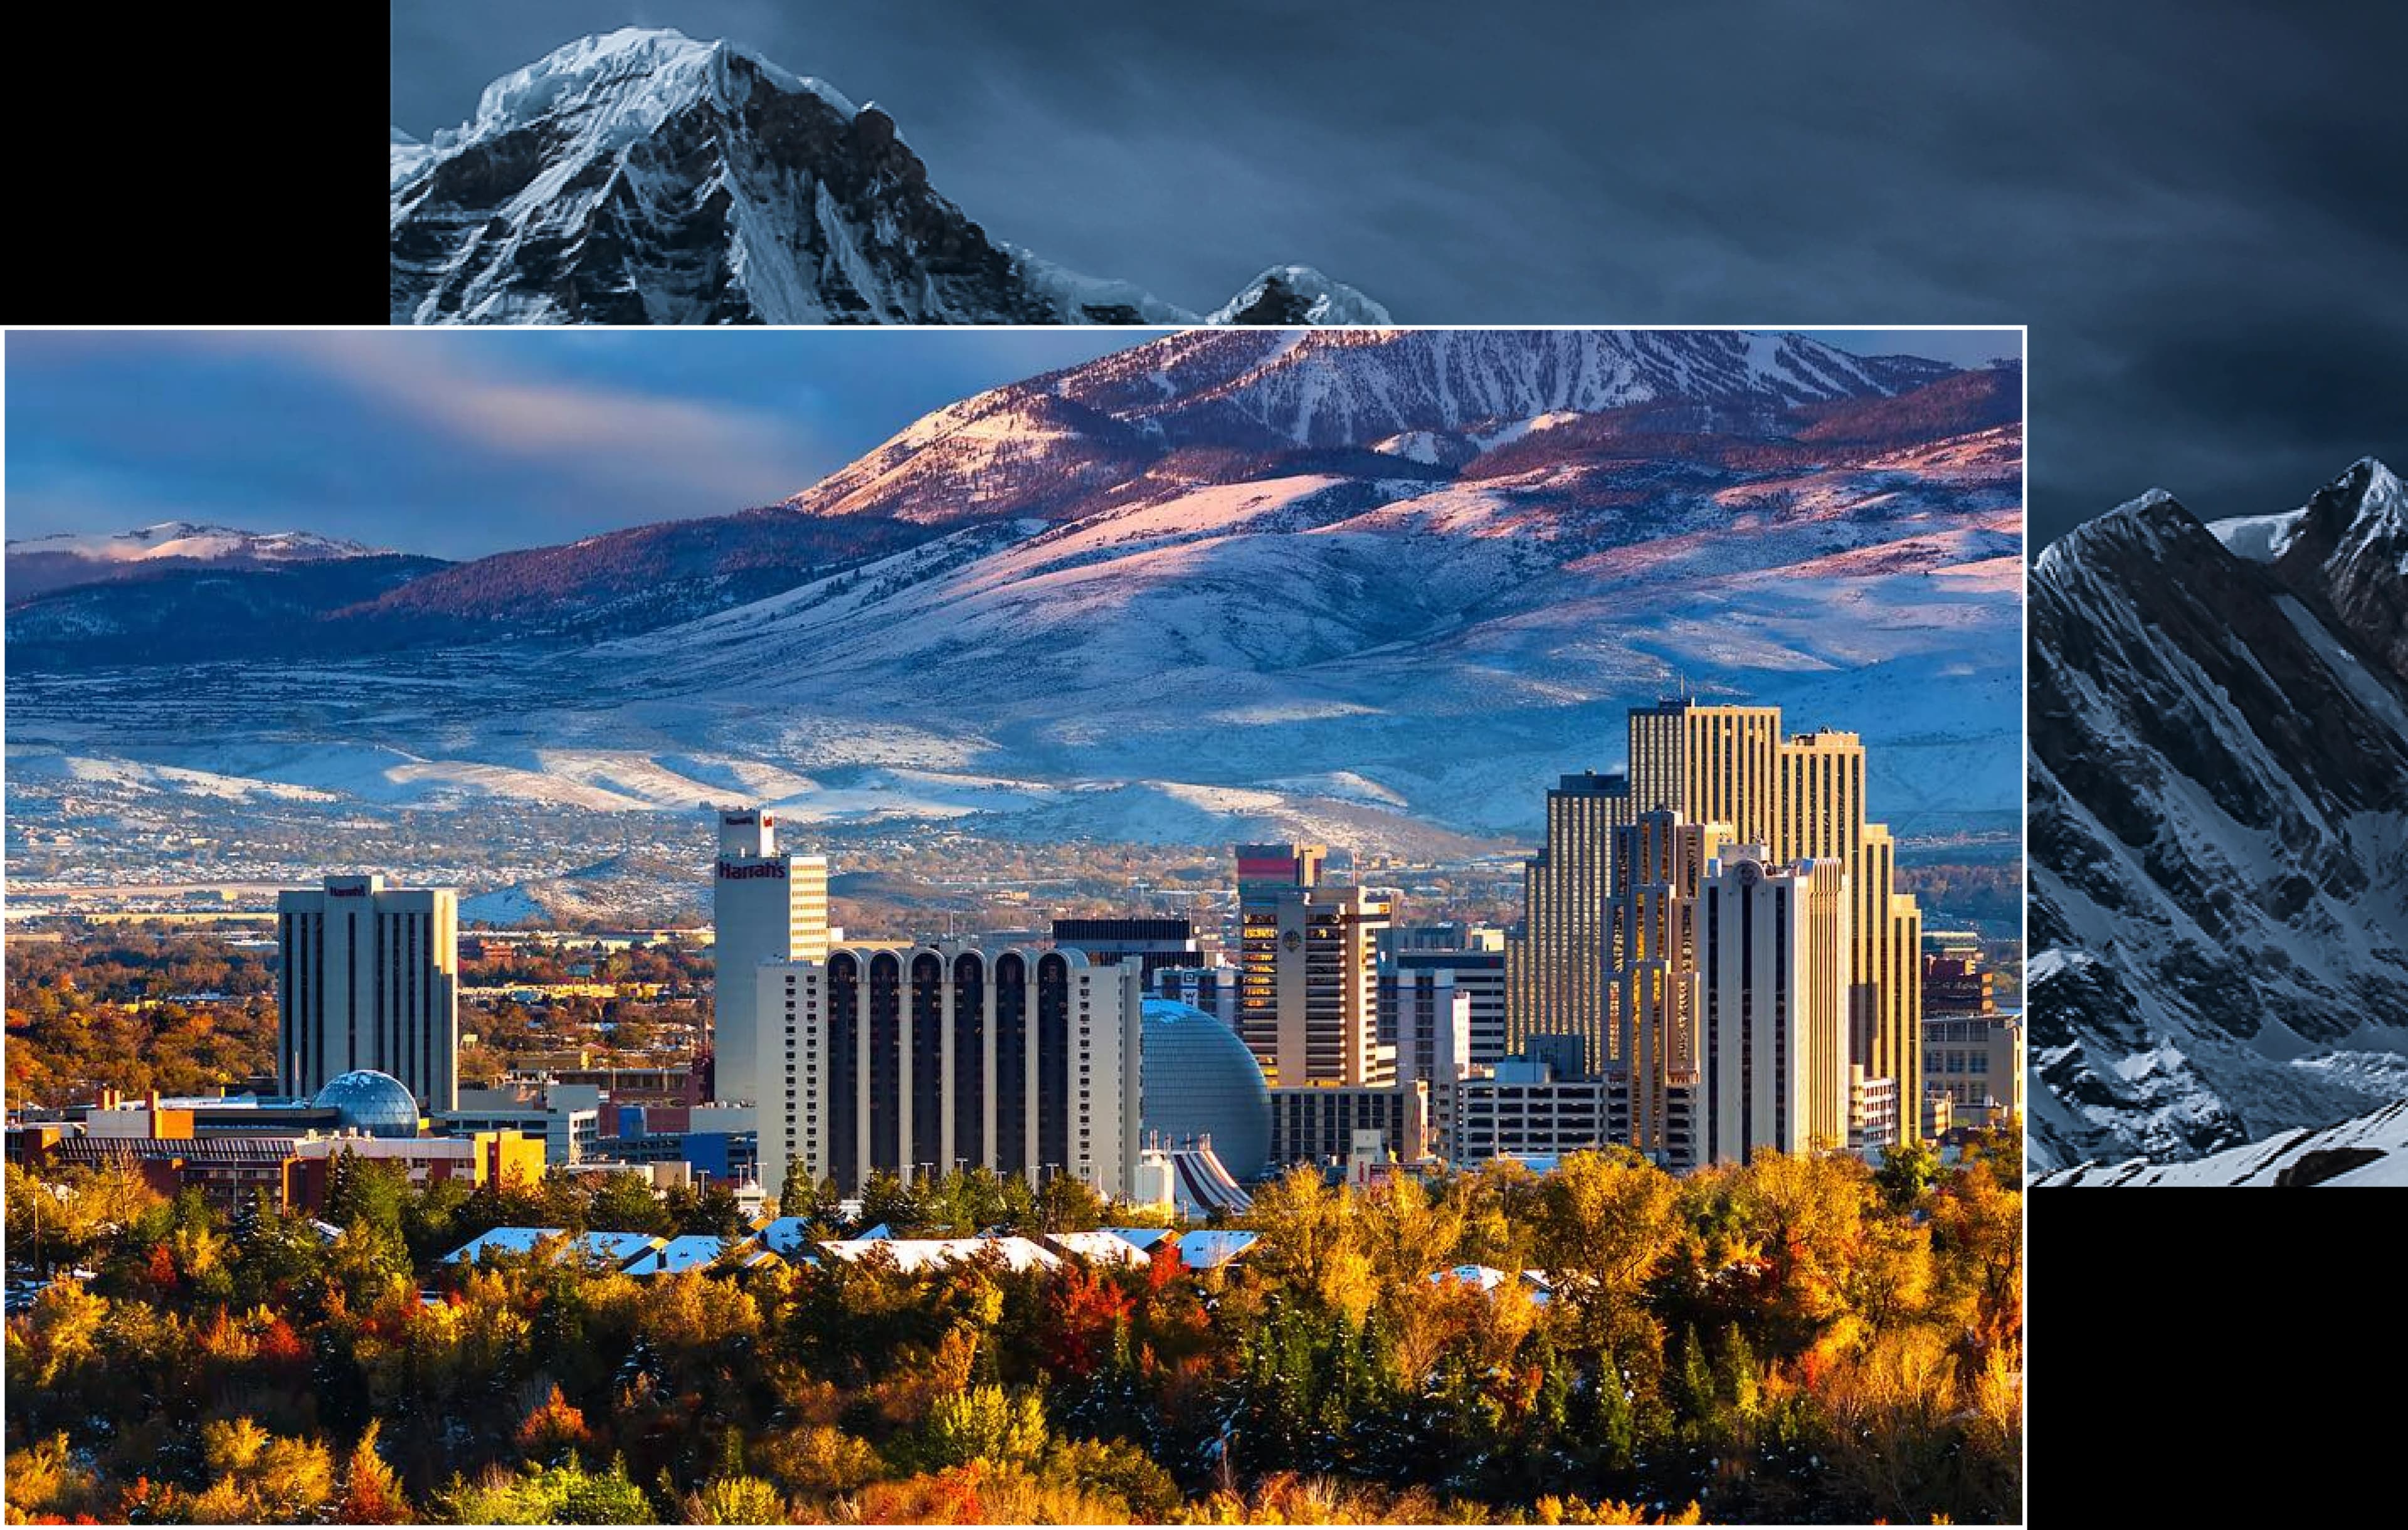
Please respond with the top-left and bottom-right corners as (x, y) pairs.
(1205, 265), (1393, 325)
(439, 27), (857, 158)
(2036, 487), (2207, 581)
(393, 31), (1383, 327)
(6, 522), (383, 562)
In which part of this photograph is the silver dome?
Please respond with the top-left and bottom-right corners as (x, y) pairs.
(1139, 998), (1271, 1182)
(311, 1070), (421, 1138)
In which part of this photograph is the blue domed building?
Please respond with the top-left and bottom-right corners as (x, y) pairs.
(312, 1070), (423, 1138)
(1139, 998), (1272, 1182)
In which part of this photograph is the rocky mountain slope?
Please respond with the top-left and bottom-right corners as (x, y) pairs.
(390, 28), (1386, 327)
(2028, 458), (2408, 1175)
(6, 330), (2022, 853)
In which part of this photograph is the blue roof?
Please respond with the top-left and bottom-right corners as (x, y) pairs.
(1105, 1227), (1171, 1252)
(856, 1221), (893, 1241)
(574, 1231), (666, 1264)
(1176, 1230), (1259, 1269)
(755, 1216), (816, 1254)
(443, 1227), (567, 1263)
(622, 1234), (745, 1275)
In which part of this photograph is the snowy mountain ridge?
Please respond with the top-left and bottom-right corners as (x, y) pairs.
(389, 27), (1386, 327)
(8, 332), (2020, 859)
(6, 522), (404, 604)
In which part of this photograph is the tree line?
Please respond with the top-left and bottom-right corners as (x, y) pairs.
(4, 1129), (2020, 1523)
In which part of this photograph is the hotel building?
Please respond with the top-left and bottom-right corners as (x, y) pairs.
(1234, 844), (1391, 1087)
(277, 875), (460, 1111)
(1504, 771), (1634, 1072)
(1607, 810), (1729, 1170)
(758, 943), (1143, 1198)
(710, 807), (830, 1107)
(1696, 847), (1852, 1162)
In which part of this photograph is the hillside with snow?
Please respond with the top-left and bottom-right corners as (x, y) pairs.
(6, 522), (401, 601)
(389, 28), (1386, 327)
(6, 330), (2021, 857)
(2028, 459), (2408, 1176)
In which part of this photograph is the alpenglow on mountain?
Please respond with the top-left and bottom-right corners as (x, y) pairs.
(389, 28), (1390, 326)
(7, 329), (2020, 870)
(2028, 458), (2408, 1178)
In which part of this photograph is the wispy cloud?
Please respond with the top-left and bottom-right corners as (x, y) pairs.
(211, 332), (821, 525)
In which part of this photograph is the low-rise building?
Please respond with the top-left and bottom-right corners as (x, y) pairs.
(1267, 1081), (1430, 1168)
(1923, 1012), (2024, 1126)
(1449, 1051), (1612, 1167)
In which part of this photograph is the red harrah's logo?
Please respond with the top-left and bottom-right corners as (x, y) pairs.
(717, 860), (787, 880)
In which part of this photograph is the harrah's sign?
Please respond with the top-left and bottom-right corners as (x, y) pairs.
(717, 859), (786, 880)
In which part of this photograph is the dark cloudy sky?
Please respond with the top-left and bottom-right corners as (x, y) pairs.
(389, 0), (2405, 546)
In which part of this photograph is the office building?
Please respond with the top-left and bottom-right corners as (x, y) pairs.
(1847, 1067), (1900, 1154)
(710, 807), (830, 1107)
(1379, 967), (1471, 1151)
(1504, 771), (1633, 1072)
(277, 874), (460, 1112)
(1923, 941), (1997, 1016)
(1697, 847), (1852, 1163)
(439, 1082), (603, 1166)
(1234, 844), (1390, 1087)
(1151, 962), (1242, 1029)
(759, 943), (1143, 1198)
(1379, 968), (1472, 1090)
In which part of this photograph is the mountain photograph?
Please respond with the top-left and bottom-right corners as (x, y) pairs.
(391, 28), (1387, 325)
(2027, 458), (2408, 1180)
(6, 327), (2023, 869)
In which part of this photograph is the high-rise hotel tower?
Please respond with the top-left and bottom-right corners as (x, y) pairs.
(277, 875), (458, 1111)
(1608, 810), (1729, 1169)
(1235, 844), (1391, 1087)
(1621, 703), (1925, 1151)
(1504, 773), (1634, 1074)
(1696, 847), (1853, 1161)
(1534, 700), (1928, 1164)
(710, 807), (829, 1106)
(758, 943), (1143, 1197)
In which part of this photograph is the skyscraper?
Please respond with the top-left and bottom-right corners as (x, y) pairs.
(1627, 701), (1783, 848)
(710, 806), (829, 1106)
(1626, 704), (1926, 1144)
(758, 942), (1143, 1197)
(1503, 771), (1634, 1072)
(277, 875), (458, 1112)
(1608, 810), (1729, 1170)
(1697, 847), (1852, 1162)
(1234, 844), (1390, 1087)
